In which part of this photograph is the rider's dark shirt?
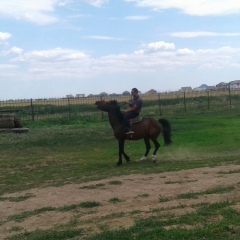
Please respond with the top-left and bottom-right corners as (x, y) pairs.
(130, 96), (143, 115)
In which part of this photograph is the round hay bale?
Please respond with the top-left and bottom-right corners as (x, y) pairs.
(0, 114), (23, 128)
(0, 117), (15, 128)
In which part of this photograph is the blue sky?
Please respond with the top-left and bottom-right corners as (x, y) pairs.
(0, 0), (239, 99)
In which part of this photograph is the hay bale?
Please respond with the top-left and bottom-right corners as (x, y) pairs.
(0, 114), (23, 128)
(0, 117), (15, 128)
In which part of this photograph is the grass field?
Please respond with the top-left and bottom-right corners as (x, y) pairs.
(0, 111), (240, 239)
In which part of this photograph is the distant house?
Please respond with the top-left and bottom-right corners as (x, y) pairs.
(192, 87), (205, 92)
(66, 94), (74, 98)
(145, 89), (158, 95)
(180, 87), (192, 92)
(206, 86), (216, 91)
(216, 82), (228, 91)
(229, 80), (240, 90)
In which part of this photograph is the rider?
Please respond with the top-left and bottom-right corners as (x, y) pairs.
(123, 88), (143, 134)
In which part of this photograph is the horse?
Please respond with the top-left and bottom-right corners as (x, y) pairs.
(95, 100), (172, 166)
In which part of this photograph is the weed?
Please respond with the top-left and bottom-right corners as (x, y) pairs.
(108, 197), (123, 203)
(159, 195), (172, 202)
(108, 180), (122, 185)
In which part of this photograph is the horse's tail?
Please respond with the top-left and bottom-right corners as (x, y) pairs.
(158, 118), (172, 146)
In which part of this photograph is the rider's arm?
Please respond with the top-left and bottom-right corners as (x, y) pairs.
(124, 104), (138, 113)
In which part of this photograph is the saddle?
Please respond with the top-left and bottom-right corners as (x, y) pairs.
(129, 116), (142, 124)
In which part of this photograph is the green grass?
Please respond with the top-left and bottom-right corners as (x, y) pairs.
(1, 112), (240, 196)
(84, 201), (240, 240)
(8, 201), (101, 223)
(177, 186), (235, 199)
(1, 111), (240, 239)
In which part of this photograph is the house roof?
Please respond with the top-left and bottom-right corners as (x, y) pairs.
(229, 80), (240, 84)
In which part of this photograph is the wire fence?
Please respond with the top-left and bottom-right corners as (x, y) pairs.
(0, 90), (240, 122)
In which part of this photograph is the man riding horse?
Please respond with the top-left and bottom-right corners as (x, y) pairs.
(123, 88), (143, 134)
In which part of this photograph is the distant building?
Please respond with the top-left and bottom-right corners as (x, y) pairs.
(192, 87), (205, 92)
(145, 89), (158, 95)
(206, 86), (216, 91)
(216, 82), (228, 91)
(66, 94), (74, 98)
(180, 87), (192, 92)
(229, 80), (240, 90)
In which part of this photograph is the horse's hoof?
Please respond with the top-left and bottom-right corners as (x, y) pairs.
(152, 155), (157, 162)
(116, 163), (122, 167)
(136, 156), (147, 162)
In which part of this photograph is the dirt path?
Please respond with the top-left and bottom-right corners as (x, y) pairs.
(1, 164), (240, 239)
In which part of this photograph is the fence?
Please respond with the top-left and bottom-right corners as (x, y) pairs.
(0, 90), (240, 122)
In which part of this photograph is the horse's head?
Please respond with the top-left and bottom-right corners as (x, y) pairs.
(95, 100), (119, 112)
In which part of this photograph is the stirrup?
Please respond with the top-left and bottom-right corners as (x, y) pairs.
(125, 129), (134, 134)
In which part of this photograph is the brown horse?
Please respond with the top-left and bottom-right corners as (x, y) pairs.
(95, 100), (172, 166)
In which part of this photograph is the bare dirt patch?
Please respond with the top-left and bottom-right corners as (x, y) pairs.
(1, 164), (240, 239)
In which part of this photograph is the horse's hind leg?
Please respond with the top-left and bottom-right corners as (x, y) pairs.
(151, 138), (160, 162)
(123, 151), (130, 162)
(139, 137), (151, 161)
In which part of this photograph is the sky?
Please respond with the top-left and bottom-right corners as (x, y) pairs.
(0, 0), (240, 100)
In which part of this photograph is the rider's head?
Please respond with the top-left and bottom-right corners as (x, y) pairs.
(131, 88), (139, 98)
(131, 88), (138, 93)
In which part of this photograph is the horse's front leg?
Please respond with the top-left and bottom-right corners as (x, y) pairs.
(117, 139), (124, 166)
(117, 139), (130, 166)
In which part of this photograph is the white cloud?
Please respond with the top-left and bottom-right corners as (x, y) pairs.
(80, 0), (108, 7)
(135, 41), (175, 54)
(3, 44), (240, 82)
(0, 64), (18, 70)
(177, 48), (195, 55)
(11, 48), (88, 62)
(171, 32), (240, 38)
(125, 0), (240, 16)
(2, 47), (24, 56)
(0, 0), (109, 24)
(0, 0), (60, 25)
(0, 32), (12, 44)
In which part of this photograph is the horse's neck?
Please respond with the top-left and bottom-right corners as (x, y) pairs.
(108, 111), (123, 130)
